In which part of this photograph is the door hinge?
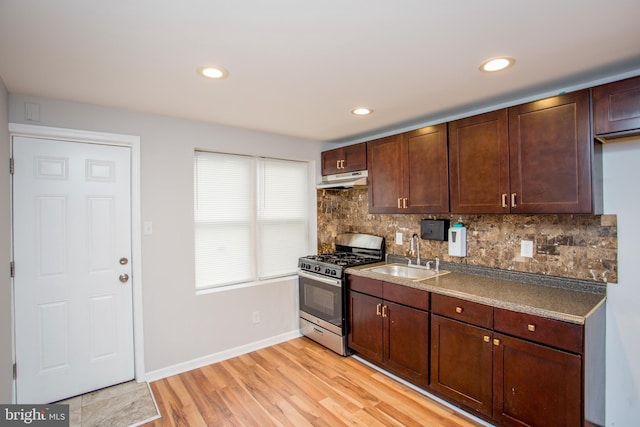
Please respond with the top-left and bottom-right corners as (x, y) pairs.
(13, 363), (16, 380)
(9, 158), (14, 175)
(10, 261), (15, 278)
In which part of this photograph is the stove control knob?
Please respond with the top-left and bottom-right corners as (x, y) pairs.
(325, 268), (331, 275)
(332, 269), (337, 276)
(314, 265), (321, 272)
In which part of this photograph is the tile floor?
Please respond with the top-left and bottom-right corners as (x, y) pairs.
(56, 380), (159, 426)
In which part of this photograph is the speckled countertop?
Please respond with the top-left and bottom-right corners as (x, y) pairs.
(346, 262), (606, 325)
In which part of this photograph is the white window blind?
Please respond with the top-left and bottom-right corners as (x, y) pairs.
(258, 158), (309, 278)
(194, 151), (309, 290)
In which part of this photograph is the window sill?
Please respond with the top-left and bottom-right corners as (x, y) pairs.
(195, 274), (298, 296)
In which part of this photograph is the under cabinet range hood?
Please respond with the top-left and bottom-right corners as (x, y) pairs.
(317, 170), (368, 189)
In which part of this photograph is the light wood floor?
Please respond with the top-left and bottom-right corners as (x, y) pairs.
(145, 337), (485, 427)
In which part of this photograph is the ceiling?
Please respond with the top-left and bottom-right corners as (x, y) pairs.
(1, 1), (639, 143)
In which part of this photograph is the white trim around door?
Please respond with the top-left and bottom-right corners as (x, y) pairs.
(8, 123), (146, 396)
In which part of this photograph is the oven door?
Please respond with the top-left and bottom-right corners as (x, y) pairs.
(298, 270), (343, 332)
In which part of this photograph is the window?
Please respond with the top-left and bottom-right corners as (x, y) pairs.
(194, 151), (310, 290)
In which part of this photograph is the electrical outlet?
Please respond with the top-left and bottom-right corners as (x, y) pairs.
(520, 240), (534, 258)
(395, 232), (403, 245)
(252, 311), (260, 324)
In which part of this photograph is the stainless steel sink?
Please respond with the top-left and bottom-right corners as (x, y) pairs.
(363, 263), (450, 281)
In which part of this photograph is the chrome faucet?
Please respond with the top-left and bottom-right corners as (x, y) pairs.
(410, 233), (421, 266)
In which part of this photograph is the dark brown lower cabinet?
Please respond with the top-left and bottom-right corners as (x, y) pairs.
(493, 333), (582, 427)
(348, 278), (429, 388)
(349, 291), (429, 388)
(429, 295), (604, 427)
(348, 290), (383, 363)
(384, 301), (429, 388)
(347, 276), (605, 427)
(431, 321), (584, 426)
(430, 315), (493, 418)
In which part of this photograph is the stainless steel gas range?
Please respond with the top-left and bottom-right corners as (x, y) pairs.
(298, 233), (385, 355)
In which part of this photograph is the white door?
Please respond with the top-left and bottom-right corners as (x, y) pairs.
(13, 136), (134, 404)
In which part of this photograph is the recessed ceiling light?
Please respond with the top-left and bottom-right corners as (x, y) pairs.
(351, 107), (373, 116)
(479, 57), (515, 73)
(198, 66), (229, 79)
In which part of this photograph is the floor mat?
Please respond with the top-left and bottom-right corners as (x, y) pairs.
(56, 380), (160, 426)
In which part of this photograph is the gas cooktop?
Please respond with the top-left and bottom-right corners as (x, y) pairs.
(298, 233), (385, 279)
(302, 252), (379, 267)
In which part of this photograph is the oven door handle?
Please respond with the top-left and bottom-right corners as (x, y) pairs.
(298, 270), (342, 287)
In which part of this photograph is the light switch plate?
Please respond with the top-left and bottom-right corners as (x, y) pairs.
(395, 232), (403, 245)
(521, 240), (534, 258)
(143, 221), (153, 235)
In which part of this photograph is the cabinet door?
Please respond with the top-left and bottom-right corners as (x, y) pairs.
(430, 315), (493, 417)
(403, 124), (449, 213)
(493, 333), (581, 427)
(342, 142), (367, 173)
(348, 291), (383, 363)
(368, 135), (403, 213)
(593, 75), (640, 139)
(449, 110), (510, 214)
(384, 301), (429, 388)
(508, 90), (593, 213)
(321, 147), (343, 175)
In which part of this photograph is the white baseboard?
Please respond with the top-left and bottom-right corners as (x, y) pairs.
(143, 330), (302, 383)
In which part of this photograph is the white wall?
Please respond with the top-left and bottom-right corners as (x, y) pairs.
(6, 94), (323, 379)
(0, 77), (13, 402)
(603, 138), (640, 426)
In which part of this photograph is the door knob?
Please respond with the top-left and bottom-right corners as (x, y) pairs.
(119, 257), (129, 265)
(119, 273), (130, 283)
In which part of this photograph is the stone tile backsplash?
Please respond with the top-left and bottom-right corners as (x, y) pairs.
(317, 188), (617, 284)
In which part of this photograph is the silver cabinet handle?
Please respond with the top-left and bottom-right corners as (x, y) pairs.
(119, 273), (129, 283)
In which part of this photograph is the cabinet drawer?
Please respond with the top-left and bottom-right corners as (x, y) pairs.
(431, 294), (493, 329)
(347, 275), (382, 298)
(382, 282), (429, 311)
(494, 308), (583, 354)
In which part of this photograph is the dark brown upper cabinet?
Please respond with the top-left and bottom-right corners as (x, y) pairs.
(321, 142), (367, 175)
(509, 90), (597, 214)
(593, 75), (640, 142)
(449, 109), (510, 213)
(449, 89), (602, 214)
(368, 124), (449, 214)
